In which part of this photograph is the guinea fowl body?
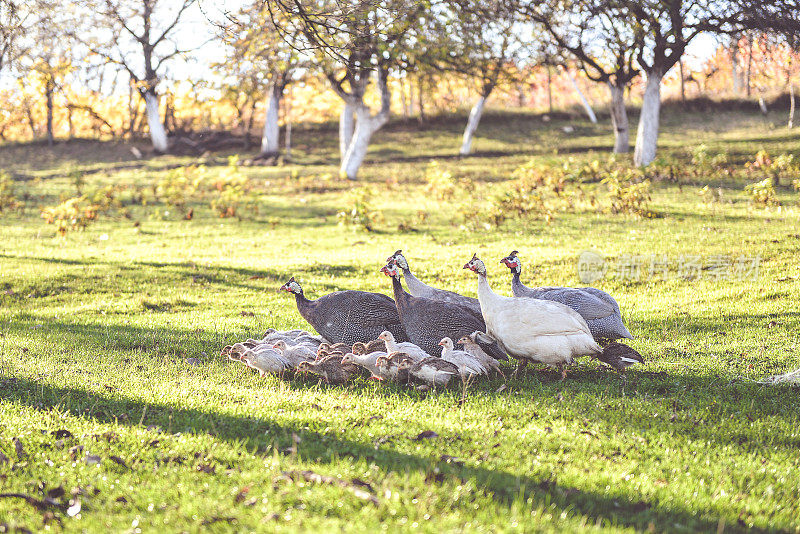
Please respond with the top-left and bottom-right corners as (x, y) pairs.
(439, 337), (488, 379)
(457, 333), (505, 377)
(297, 357), (354, 385)
(342, 351), (386, 377)
(467, 255), (602, 368)
(594, 342), (644, 372)
(382, 265), (508, 360)
(503, 253), (632, 341)
(400, 357), (460, 388)
(389, 251), (484, 322)
(281, 277), (408, 345)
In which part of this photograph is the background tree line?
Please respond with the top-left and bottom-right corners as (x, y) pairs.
(0, 0), (798, 177)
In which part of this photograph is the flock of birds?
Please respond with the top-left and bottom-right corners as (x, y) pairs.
(221, 250), (644, 389)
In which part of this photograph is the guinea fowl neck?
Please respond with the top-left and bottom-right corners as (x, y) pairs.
(390, 276), (409, 309)
(294, 292), (313, 317)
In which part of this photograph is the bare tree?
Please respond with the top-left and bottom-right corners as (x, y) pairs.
(79, 0), (197, 152)
(267, 0), (423, 180)
(525, 0), (642, 153)
(0, 0), (33, 73)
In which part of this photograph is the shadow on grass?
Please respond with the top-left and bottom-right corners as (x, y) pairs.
(0, 375), (766, 533)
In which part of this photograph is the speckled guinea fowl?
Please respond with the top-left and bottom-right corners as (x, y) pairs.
(380, 262), (508, 360)
(387, 250), (484, 321)
(280, 277), (408, 345)
(500, 251), (632, 342)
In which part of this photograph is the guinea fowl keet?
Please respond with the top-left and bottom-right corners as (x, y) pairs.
(271, 340), (316, 366)
(457, 333), (506, 378)
(378, 331), (428, 362)
(296, 357), (354, 385)
(375, 352), (411, 383)
(465, 254), (603, 379)
(280, 276), (408, 345)
(380, 262), (507, 360)
(500, 251), (632, 342)
(342, 351), (386, 378)
(438, 337), (488, 380)
(398, 356), (460, 389)
(387, 250), (484, 320)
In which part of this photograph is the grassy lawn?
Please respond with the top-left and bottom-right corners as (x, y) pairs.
(1, 104), (799, 532)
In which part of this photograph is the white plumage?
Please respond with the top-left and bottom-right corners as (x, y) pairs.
(438, 337), (488, 379)
(464, 255), (602, 373)
(378, 331), (428, 362)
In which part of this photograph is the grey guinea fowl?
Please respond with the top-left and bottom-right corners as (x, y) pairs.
(398, 356), (460, 388)
(387, 250), (484, 322)
(296, 357), (356, 385)
(380, 262), (508, 360)
(280, 276), (408, 345)
(500, 251), (632, 342)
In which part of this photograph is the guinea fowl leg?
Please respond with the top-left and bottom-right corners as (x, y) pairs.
(558, 365), (567, 381)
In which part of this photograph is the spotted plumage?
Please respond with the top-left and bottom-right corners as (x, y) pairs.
(280, 277), (408, 345)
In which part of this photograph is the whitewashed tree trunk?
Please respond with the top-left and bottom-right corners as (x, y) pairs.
(758, 94), (768, 114)
(633, 70), (663, 167)
(789, 83), (795, 129)
(608, 83), (629, 154)
(459, 95), (487, 156)
(260, 85), (281, 156)
(565, 69), (597, 123)
(731, 35), (743, 94)
(338, 70), (391, 180)
(339, 103), (355, 159)
(144, 91), (168, 153)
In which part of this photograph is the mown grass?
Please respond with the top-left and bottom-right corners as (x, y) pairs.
(1, 104), (799, 532)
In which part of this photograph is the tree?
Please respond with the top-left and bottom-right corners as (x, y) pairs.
(218, 2), (304, 158)
(79, 0), (197, 152)
(268, 0), (424, 180)
(442, 1), (523, 155)
(525, 0), (642, 153)
(0, 0), (33, 74)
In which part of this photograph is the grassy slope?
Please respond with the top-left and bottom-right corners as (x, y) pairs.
(1, 105), (799, 533)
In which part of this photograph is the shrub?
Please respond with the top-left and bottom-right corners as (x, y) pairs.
(155, 166), (204, 214)
(602, 170), (653, 217)
(40, 196), (100, 236)
(424, 161), (457, 200)
(744, 178), (779, 207)
(208, 156), (255, 218)
(337, 186), (381, 231)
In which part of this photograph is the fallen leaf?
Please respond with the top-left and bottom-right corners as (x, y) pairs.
(115, 496), (128, 504)
(440, 455), (464, 466)
(233, 486), (250, 503)
(46, 486), (65, 499)
(248, 275), (264, 280)
(495, 384), (507, 393)
(0, 452), (8, 464)
(51, 429), (73, 439)
(196, 463), (215, 474)
(414, 430), (438, 441)
(85, 454), (101, 465)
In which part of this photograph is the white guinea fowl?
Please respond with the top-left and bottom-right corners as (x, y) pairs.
(341, 351), (386, 378)
(438, 337), (488, 379)
(271, 340), (316, 366)
(464, 254), (602, 378)
(378, 331), (428, 362)
(240, 347), (291, 376)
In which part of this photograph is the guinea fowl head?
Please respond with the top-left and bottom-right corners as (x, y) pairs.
(296, 361), (313, 373)
(500, 251), (521, 274)
(397, 358), (413, 370)
(351, 342), (367, 355)
(463, 253), (487, 275)
(438, 337), (454, 351)
(387, 250), (409, 270)
(272, 340), (287, 351)
(341, 353), (356, 365)
(380, 262), (402, 280)
(378, 331), (395, 343)
(279, 276), (303, 294)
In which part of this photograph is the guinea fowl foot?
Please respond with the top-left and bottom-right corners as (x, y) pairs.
(512, 360), (528, 379)
(559, 367), (568, 381)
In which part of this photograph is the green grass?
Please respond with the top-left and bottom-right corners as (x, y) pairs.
(1, 105), (800, 532)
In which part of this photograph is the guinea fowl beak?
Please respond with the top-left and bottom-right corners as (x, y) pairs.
(463, 263), (471, 270)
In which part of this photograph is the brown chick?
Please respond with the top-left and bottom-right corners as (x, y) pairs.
(296, 357), (355, 386)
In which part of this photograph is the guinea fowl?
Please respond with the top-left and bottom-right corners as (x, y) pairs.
(280, 277), (408, 345)
(380, 262), (508, 360)
(342, 351), (386, 378)
(296, 357), (356, 385)
(398, 356), (460, 389)
(457, 333), (506, 378)
(438, 337), (488, 379)
(271, 340), (316, 366)
(352, 339), (387, 355)
(375, 352), (411, 383)
(378, 331), (428, 362)
(593, 342), (644, 378)
(500, 251), (632, 342)
(240, 347), (291, 376)
(464, 254), (602, 379)
(387, 250), (484, 320)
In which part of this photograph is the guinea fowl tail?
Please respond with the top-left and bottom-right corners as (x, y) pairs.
(473, 333), (509, 361)
(597, 342), (644, 366)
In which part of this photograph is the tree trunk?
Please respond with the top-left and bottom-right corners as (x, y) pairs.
(746, 34), (753, 98)
(608, 83), (629, 154)
(459, 95), (487, 156)
(758, 93), (768, 115)
(789, 83), (795, 129)
(339, 102), (355, 159)
(417, 74), (426, 123)
(679, 59), (686, 104)
(546, 63), (553, 114)
(143, 91), (169, 153)
(565, 69), (597, 123)
(633, 70), (663, 167)
(340, 71), (391, 180)
(400, 76), (409, 118)
(731, 35), (743, 94)
(45, 78), (54, 147)
(260, 84), (282, 157)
